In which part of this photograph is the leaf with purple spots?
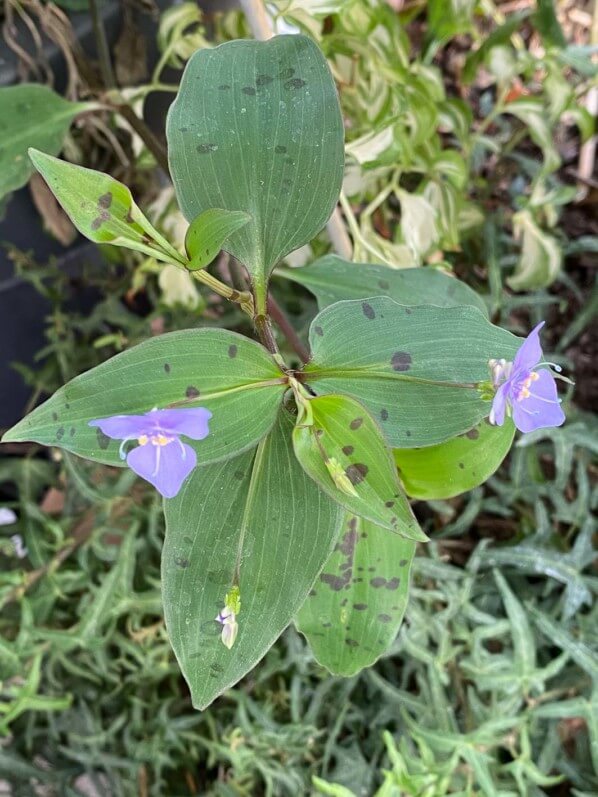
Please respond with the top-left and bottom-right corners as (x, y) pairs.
(167, 35), (344, 309)
(394, 418), (515, 499)
(163, 410), (343, 708)
(277, 255), (487, 316)
(28, 149), (184, 266)
(3, 329), (286, 468)
(292, 393), (426, 540)
(305, 297), (520, 448)
(296, 513), (415, 677)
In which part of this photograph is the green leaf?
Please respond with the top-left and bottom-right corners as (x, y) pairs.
(504, 98), (561, 173)
(297, 514), (415, 677)
(293, 394), (426, 539)
(509, 210), (562, 291)
(166, 34), (344, 307)
(462, 12), (530, 83)
(394, 419), (515, 500)
(3, 330), (285, 468)
(28, 149), (183, 265)
(0, 84), (91, 200)
(304, 298), (519, 448)
(427, 0), (475, 41)
(184, 208), (251, 270)
(533, 0), (567, 48)
(277, 255), (487, 316)
(162, 410), (343, 709)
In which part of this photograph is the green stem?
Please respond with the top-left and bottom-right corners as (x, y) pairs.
(88, 0), (117, 89)
(190, 269), (254, 314)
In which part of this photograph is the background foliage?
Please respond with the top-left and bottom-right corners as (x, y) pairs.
(0, 0), (596, 795)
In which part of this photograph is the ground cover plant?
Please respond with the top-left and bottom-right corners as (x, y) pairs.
(0, 1), (596, 795)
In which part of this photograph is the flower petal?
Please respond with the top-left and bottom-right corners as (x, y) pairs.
(513, 321), (545, 374)
(511, 369), (565, 433)
(126, 440), (197, 498)
(89, 414), (150, 439)
(146, 408), (213, 440)
(489, 381), (510, 426)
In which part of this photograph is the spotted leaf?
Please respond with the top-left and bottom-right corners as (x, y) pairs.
(277, 254), (487, 315)
(296, 514), (415, 677)
(2, 329), (286, 468)
(292, 394), (426, 540)
(163, 410), (343, 708)
(394, 419), (515, 499)
(28, 149), (184, 265)
(167, 35), (344, 310)
(304, 297), (520, 447)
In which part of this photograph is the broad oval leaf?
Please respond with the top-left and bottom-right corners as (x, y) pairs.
(297, 514), (415, 677)
(167, 35), (344, 305)
(2, 329), (286, 467)
(184, 208), (251, 270)
(304, 297), (519, 447)
(293, 394), (426, 540)
(278, 255), (487, 315)
(163, 409), (344, 709)
(0, 84), (92, 200)
(29, 149), (183, 265)
(394, 419), (515, 500)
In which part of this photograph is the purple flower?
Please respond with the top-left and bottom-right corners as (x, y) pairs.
(488, 322), (565, 433)
(89, 407), (212, 498)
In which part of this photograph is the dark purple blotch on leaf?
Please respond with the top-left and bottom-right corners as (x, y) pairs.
(362, 302), (376, 320)
(345, 463), (368, 485)
(391, 352), (412, 372)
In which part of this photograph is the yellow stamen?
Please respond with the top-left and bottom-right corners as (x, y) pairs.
(519, 388), (531, 400)
(152, 434), (170, 446)
(138, 434), (148, 446)
(530, 371), (539, 381)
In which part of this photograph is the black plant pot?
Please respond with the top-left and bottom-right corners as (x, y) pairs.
(0, 0), (177, 430)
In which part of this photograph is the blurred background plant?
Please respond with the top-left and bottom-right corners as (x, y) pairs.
(0, 0), (596, 795)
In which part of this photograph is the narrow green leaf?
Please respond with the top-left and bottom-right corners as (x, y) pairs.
(28, 149), (183, 265)
(304, 298), (519, 447)
(493, 569), (536, 680)
(293, 394), (426, 539)
(297, 514), (415, 677)
(533, 0), (567, 48)
(462, 13), (530, 83)
(184, 208), (251, 270)
(3, 329), (286, 468)
(394, 419), (515, 500)
(0, 84), (92, 200)
(166, 35), (344, 304)
(528, 606), (598, 679)
(278, 255), (487, 315)
(162, 410), (343, 709)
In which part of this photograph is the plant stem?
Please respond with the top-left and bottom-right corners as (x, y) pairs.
(88, 0), (171, 176)
(116, 103), (170, 176)
(254, 313), (280, 356)
(267, 295), (310, 363)
(88, 0), (116, 89)
(190, 269), (254, 315)
(239, 0), (273, 40)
